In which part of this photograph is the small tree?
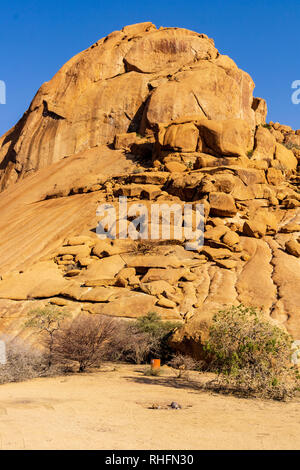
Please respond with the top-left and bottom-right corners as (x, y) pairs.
(52, 314), (118, 372)
(25, 305), (69, 368)
(205, 305), (299, 400)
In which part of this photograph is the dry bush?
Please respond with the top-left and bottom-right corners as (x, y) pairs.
(98, 320), (148, 364)
(120, 325), (159, 364)
(168, 353), (201, 379)
(77, 314), (164, 365)
(0, 336), (47, 384)
(205, 305), (299, 400)
(51, 314), (119, 372)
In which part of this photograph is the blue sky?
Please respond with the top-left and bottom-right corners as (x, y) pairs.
(0, 0), (299, 135)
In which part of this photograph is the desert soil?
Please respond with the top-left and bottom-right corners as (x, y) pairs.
(0, 363), (299, 450)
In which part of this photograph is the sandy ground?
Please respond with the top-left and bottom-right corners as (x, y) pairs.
(0, 363), (300, 450)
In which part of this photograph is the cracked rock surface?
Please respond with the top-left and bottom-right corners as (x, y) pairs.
(0, 22), (299, 355)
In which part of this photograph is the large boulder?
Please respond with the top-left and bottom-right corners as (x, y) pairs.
(123, 28), (218, 73)
(197, 119), (253, 157)
(0, 24), (257, 190)
(145, 62), (255, 131)
(252, 126), (276, 164)
(274, 143), (298, 171)
(161, 122), (199, 152)
(209, 192), (237, 217)
(0, 262), (69, 300)
(252, 97), (267, 126)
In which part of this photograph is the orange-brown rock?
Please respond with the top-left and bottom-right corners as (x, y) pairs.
(0, 23), (258, 191)
(273, 143), (298, 171)
(252, 126), (276, 164)
(197, 119), (253, 157)
(161, 122), (199, 152)
(209, 192), (237, 217)
(0, 22), (299, 354)
(252, 97), (267, 126)
(285, 239), (300, 258)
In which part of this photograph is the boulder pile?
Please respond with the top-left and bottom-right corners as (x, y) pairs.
(0, 23), (299, 355)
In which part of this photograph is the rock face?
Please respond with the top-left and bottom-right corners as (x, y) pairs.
(0, 22), (259, 190)
(0, 23), (299, 356)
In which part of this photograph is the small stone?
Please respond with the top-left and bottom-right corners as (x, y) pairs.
(165, 161), (187, 173)
(285, 239), (300, 258)
(280, 223), (300, 234)
(170, 402), (182, 409)
(65, 269), (81, 277)
(215, 259), (238, 269)
(222, 231), (240, 247)
(243, 220), (266, 238)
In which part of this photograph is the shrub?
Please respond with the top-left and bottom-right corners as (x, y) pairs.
(119, 325), (158, 364)
(52, 314), (119, 372)
(0, 336), (47, 384)
(134, 311), (180, 340)
(143, 367), (161, 377)
(262, 123), (272, 130)
(118, 312), (181, 365)
(168, 353), (200, 379)
(205, 305), (299, 400)
(284, 141), (300, 151)
(133, 312), (181, 361)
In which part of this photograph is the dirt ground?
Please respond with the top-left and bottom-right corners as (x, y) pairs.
(0, 363), (299, 450)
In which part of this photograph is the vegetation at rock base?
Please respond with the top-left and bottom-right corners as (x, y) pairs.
(134, 311), (180, 340)
(0, 337), (48, 384)
(118, 312), (181, 365)
(25, 306), (70, 368)
(204, 305), (299, 400)
(168, 353), (201, 379)
(49, 311), (180, 369)
(1, 305), (299, 403)
(51, 314), (119, 372)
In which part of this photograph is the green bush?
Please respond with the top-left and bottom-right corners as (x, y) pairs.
(284, 141), (300, 151)
(205, 305), (299, 400)
(121, 312), (181, 364)
(134, 312), (180, 339)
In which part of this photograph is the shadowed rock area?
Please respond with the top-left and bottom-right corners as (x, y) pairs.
(0, 22), (299, 355)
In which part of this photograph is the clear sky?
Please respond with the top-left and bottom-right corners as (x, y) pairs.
(0, 0), (299, 136)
